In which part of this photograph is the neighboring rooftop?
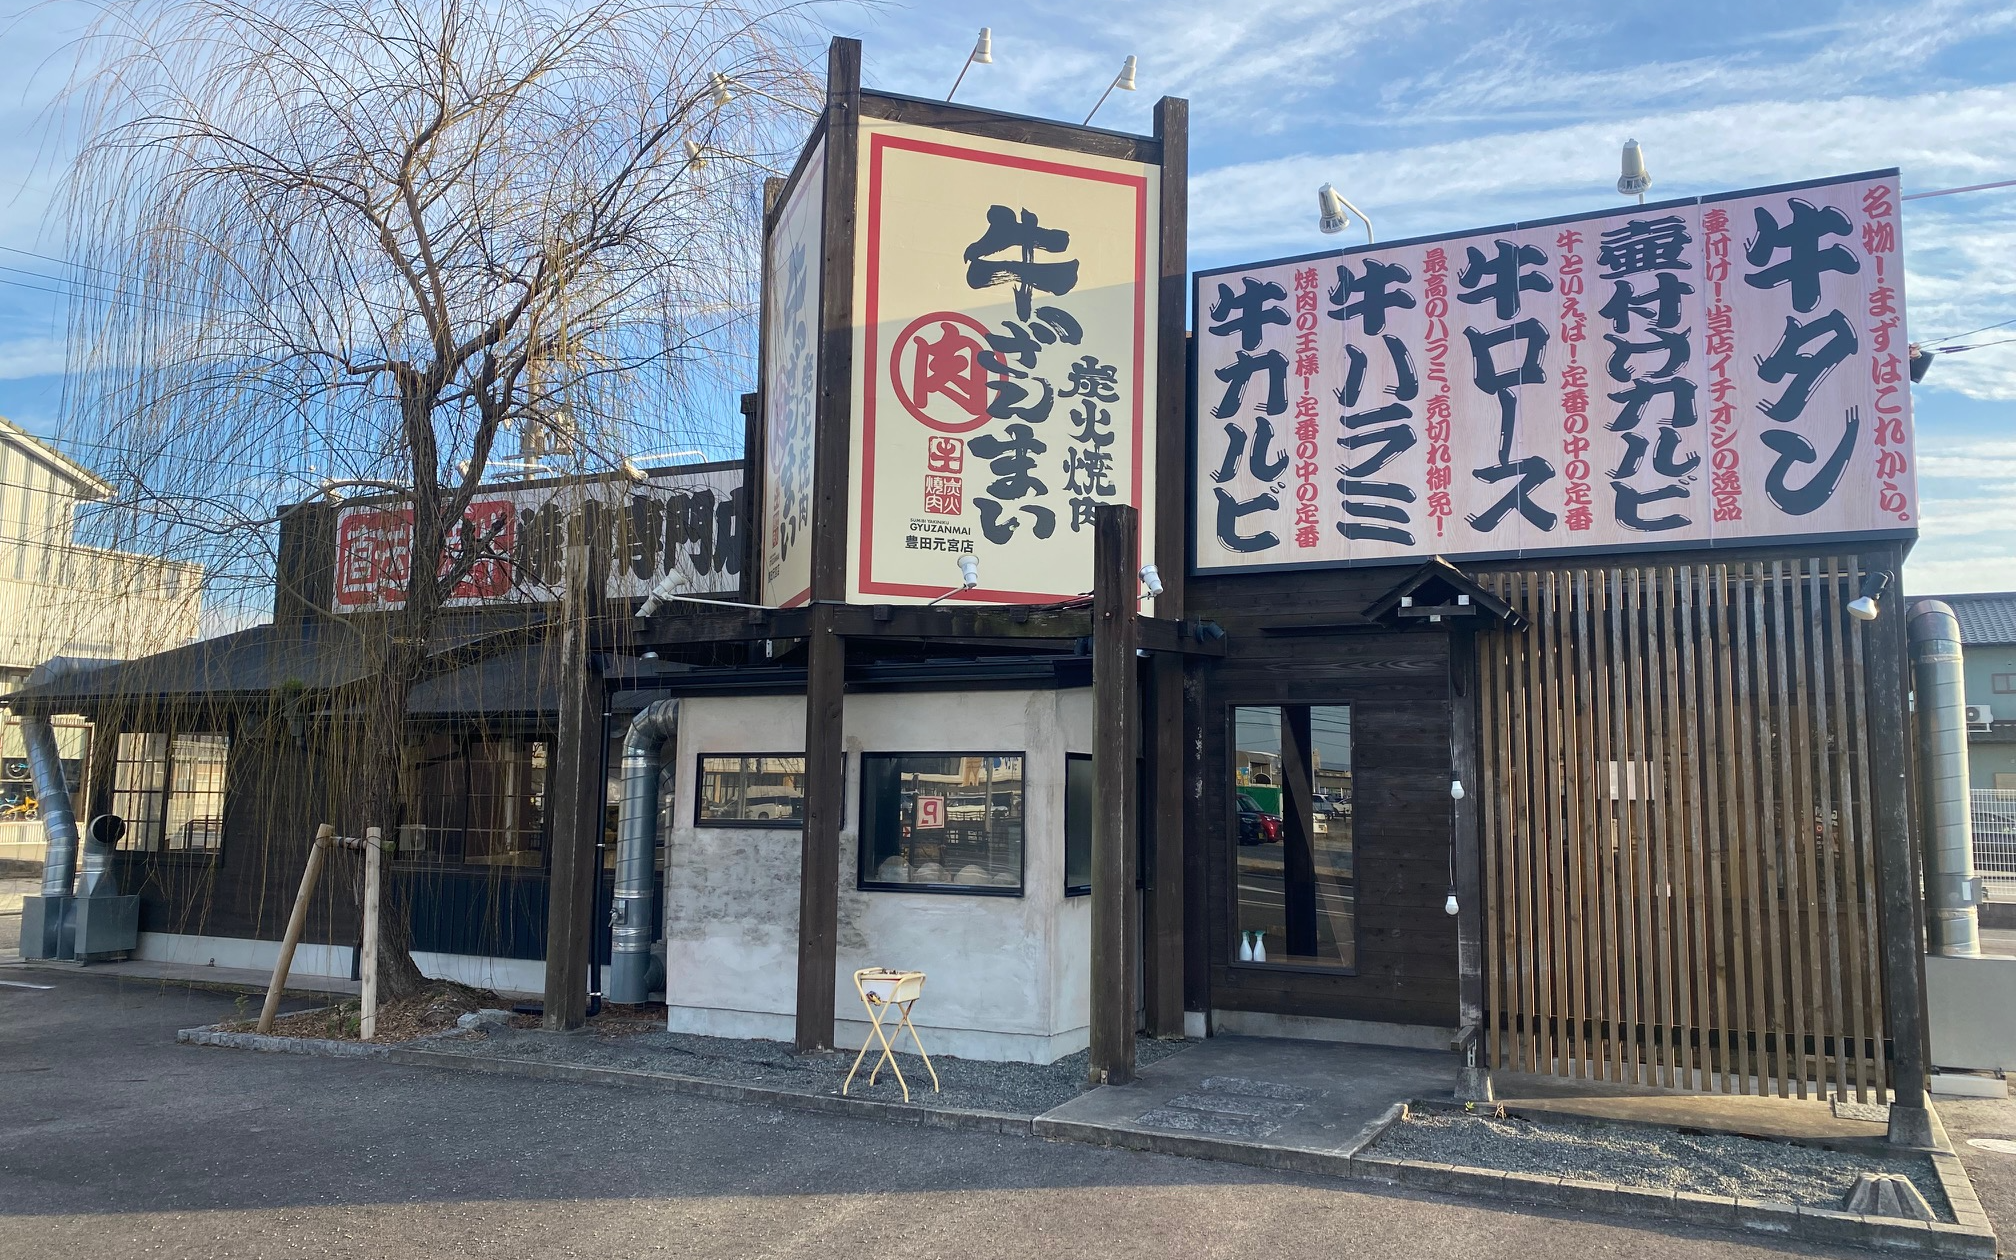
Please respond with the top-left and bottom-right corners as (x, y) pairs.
(1922, 592), (2016, 647)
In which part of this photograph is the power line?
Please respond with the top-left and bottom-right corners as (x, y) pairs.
(1923, 317), (2016, 348)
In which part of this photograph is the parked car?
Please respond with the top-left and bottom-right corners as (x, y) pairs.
(1237, 792), (1281, 846)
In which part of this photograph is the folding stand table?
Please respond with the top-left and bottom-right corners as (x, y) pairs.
(843, 967), (940, 1102)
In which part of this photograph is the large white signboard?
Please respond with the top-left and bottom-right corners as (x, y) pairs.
(332, 466), (743, 612)
(760, 138), (824, 609)
(848, 116), (1159, 603)
(1192, 170), (1914, 573)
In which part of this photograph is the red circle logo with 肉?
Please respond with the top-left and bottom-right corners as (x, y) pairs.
(890, 311), (996, 434)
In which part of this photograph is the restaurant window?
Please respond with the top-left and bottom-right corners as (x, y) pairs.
(696, 755), (806, 826)
(113, 732), (230, 853)
(1231, 705), (1354, 970)
(1064, 754), (1092, 896)
(402, 735), (547, 867)
(859, 753), (1023, 895)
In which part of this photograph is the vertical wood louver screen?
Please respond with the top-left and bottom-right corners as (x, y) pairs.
(1478, 559), (1889, 1100)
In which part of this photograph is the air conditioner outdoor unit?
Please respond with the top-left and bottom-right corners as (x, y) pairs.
(1965, 705), (1992, 731)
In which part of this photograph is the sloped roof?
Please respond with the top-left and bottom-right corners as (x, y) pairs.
(2, 613), (555, 716)
(1922, 593), (2016, 647)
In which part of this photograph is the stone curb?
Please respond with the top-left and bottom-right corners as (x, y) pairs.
(1350, 1152), (1996, 1257)
(387, 1047), (1035, 1136)
(1028, 1098), (1400, 1181)
(178, 1021), (386, 1059)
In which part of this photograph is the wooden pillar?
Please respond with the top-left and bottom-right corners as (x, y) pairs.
(1280, 706), (1318, 958)
(1143, 93), (1190, 1040)
(794, 36), (861, 1054)
(544, 541), (608, 1030)
(1865, 548), (1932, 1144)
(1450, 626), (1491, 1100)
(1091, 504), (1140, 1084)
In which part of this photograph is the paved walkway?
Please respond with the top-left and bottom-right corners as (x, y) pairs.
(1040, 1036), (1454, 1171)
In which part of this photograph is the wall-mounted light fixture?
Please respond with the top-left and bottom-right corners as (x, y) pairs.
(1138, 562), (1164, 599)
(1848, 571), (1893, 622)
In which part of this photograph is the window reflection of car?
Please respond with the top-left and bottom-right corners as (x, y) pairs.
(1237, 792), (1280, 846)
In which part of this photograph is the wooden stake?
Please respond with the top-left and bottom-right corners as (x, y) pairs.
(359, 825), (382, 1041)
(258, 823), (334, 1034)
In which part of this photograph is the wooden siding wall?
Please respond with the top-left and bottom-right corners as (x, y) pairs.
(1477, 558), (1889, 1100)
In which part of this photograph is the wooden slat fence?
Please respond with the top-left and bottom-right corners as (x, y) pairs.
(1478, 559), (1889, 1100)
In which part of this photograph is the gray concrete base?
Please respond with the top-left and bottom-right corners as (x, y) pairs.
(1455, 1065), (1494, 1102)
(1893, 1103), (1940, 1149)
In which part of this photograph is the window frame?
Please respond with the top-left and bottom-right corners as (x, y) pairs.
(1224, 702), (1358, 976)
(692, 752), (807, 829)
(856, 750), (1027, 898)
(111, 728), (231, 858)
(1992, 673), (2016, 695)
(1064, 752), (1092, 897)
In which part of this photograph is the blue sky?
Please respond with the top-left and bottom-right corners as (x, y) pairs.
(0, 0), (2008, 592)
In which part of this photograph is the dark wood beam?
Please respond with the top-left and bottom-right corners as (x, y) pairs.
(795, 35), (861, 1055)
(1090, 504), (1140, 1084)
(1145, 95), (1192, 1040)
(1865, 545), (1932, 1144)
(543, 542), (606, 1030)
(1449, 624), (1490, 1100)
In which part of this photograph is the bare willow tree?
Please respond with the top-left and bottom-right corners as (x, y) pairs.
(50, 0), (821, 997)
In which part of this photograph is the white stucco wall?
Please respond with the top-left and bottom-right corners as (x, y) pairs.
(661, 686), (1094, 1062)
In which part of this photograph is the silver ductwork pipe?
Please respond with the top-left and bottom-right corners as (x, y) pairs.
(608, 698), (680, 1004)
(27, 714), (79, 899)
(1909, 600), (1981, 957)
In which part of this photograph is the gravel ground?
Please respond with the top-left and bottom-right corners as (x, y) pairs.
(420, 1020), (1192, 1116)
(1372, 1107), (1952, 1218)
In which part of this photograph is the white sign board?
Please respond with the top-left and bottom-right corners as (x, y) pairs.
(331, 466), (743, 612)
(848, 116), (1159, 603)
(760, 138), (825, 609)
(1192, 170), (1914, 573)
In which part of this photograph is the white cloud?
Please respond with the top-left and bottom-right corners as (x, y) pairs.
(0, 334), (68, 380)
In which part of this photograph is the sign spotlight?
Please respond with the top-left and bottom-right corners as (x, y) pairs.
(947, 27), (993, 101)
(1618, 139), (1652, 204)
(1083, 54), (1137, 125)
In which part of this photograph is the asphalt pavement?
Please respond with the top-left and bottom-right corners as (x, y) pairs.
(0, 970), (2004, 1260)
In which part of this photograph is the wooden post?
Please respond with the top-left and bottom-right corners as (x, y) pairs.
(794, 36), (861, 1054)
(1450, 626), (1491, 1100)
(1144, 93), (1190, 1041)
(1865, 549), (1933, 1145)
(1090, 504), (1140, 1085)
(258, 823), (335, 1033)
(798, 609), (845, 1052)
(359, 825), (383, 1040)
(543, 540), (607, 1031)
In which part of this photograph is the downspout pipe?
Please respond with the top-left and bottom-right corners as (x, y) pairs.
(1908, 600), (1981, 957)
(608, 698), (679, 1004)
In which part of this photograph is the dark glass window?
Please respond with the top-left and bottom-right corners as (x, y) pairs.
(1064, 753), (1092, 895)
(859, 753), (1023, 895)
(401, 735), (547, 867)
(696, 755), (806, 826)
(1231, 705), (1354, 970)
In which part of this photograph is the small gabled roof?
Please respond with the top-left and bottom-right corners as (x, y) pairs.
(1362, 556), (1527, 630)
(1922, 592), (2016, 648)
